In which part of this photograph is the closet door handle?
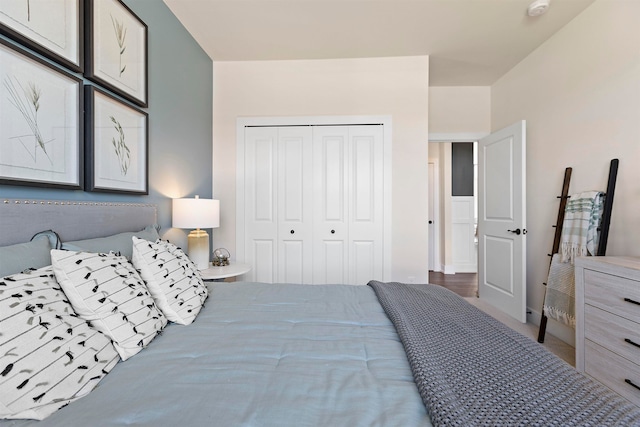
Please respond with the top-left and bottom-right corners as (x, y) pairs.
(290, 230), (295, 234)
(331, 230), (335, 234)
(626, 379), (640, 391)
(624, 338), (640, 349)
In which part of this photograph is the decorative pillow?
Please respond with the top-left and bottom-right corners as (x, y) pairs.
(132, 237), (208, 325)
(61, 225), (160, 260)
(0, 266), (120, 420)
(50, 250), (167, 361)
(0, 236), (51, 277)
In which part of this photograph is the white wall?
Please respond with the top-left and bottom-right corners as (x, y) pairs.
(213, 56), (430, 283)
(492, 0), (640, 337)
(429, 86), (491, 135)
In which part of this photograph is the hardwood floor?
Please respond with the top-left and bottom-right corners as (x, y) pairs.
(428, 271), (478, 297)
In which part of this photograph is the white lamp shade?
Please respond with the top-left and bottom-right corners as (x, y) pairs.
(172, 197), (220, 229)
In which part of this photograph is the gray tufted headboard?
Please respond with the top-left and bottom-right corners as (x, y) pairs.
(0, 199), (158, 247)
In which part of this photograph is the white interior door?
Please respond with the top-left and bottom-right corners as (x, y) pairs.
(478, 120), (527, 322)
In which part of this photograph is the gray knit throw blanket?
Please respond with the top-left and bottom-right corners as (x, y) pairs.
(368, 281), (640, 427)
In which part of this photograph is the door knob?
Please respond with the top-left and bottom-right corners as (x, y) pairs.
(428, 220), (433, 224)
(507, 228), (521, 235)
(331, 230), (335, 234)
(290, 230), (295, 234)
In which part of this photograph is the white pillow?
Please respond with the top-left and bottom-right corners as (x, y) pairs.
(0, 266), (120, 420)
(51, 250), (167, 361)
(132, 237), (208, 325)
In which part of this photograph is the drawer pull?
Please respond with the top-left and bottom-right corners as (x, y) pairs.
(624, 297), (640, 306)
(625, 379), (640, 392)
(625, 338), (640, 349)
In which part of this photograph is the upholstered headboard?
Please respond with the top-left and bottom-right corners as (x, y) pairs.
(0, 199), (158, 247)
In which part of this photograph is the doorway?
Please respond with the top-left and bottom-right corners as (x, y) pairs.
(428, 137), (483, 295)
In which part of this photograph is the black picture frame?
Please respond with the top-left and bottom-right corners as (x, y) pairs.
(0, 0), (83, 72)
(85, 0), (148, 107)
(85, 85), (148, 194)
(0, 39), (83, 190)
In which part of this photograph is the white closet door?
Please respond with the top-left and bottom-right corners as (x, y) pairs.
(348, 125), (384, 285)
(312, 126), (350, 284)
(277, 127), (313, 283)
(244, 127), (278, 282)
(312, 125), (384, 285)
(241, 121), (387, 286)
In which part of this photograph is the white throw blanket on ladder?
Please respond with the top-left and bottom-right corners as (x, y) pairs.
(544, 191), (604, 327)
(560, 191), (604, 264)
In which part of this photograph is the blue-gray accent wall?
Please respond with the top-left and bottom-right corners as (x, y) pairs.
(0, 0), (213, 236)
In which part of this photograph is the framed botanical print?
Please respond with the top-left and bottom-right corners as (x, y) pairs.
(0, 0), (83, 72)
(0, 39), (83, 189)
(85, 0), (148, 107)
(85, 85), (148, 194)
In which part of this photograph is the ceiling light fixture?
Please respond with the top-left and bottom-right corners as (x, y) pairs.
(527, 0), (550, 17)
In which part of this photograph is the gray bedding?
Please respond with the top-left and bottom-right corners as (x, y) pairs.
(2, 283), (430, 427)
(369, 281), (640, 426)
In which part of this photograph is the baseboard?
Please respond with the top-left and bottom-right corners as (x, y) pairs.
(453, 264), (477, 273)
(443, 264), (456, 275)
(527, 307), (575, 347)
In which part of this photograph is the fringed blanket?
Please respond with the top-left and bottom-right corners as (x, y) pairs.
(543, 253), (576, 327)
(368, 281), (640, 427)
(560, 191), (604, 263)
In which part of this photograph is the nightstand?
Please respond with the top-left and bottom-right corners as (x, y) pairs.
(199, 262), (251, 282)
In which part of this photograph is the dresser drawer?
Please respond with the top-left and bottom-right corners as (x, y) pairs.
(585, 304), (640, 363)
(584, 269), (640, 323)
(585, 340), (640, 407)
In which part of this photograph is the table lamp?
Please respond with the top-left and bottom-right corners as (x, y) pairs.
(172, 195), (220, 269)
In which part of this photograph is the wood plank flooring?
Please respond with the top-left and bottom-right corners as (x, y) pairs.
(428, 271), (478, 297)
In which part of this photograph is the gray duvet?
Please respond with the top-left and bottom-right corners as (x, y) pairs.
(2, 283), (430, 427)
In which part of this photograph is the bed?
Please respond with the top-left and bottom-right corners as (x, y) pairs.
(1, 199), (639, 426)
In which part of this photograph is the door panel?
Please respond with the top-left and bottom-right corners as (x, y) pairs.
(313, 127), (349, 284)
(277, 127), (313, 283)
(349, 126), (384, 284)
(245, 127), (278, 282)
(452, 196), (477, 273)
(320, 240), (346, 284)
(478, 120), (526, 322)
(253, 240), (275, 283)
(353, 240), (375, 286)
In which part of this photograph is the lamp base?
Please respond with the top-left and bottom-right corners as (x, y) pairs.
(187, 229), (209, 270)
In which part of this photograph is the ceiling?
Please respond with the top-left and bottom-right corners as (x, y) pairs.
(163, 0), (596, 86)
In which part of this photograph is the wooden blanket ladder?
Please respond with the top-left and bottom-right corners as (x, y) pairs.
(537, 159), (619, 343)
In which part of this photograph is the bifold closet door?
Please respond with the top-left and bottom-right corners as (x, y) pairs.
(312, 125), (384, 285)
(243, 124), (384, 285)
(244, 126), (313, 283)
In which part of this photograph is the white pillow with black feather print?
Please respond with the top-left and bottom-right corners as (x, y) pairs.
(0, 266), (120, 420)
(132, 237), (208, 325)
(50, 250), (167, 361)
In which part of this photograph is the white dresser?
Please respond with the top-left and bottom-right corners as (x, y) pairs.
(575, 256), (640, 407)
